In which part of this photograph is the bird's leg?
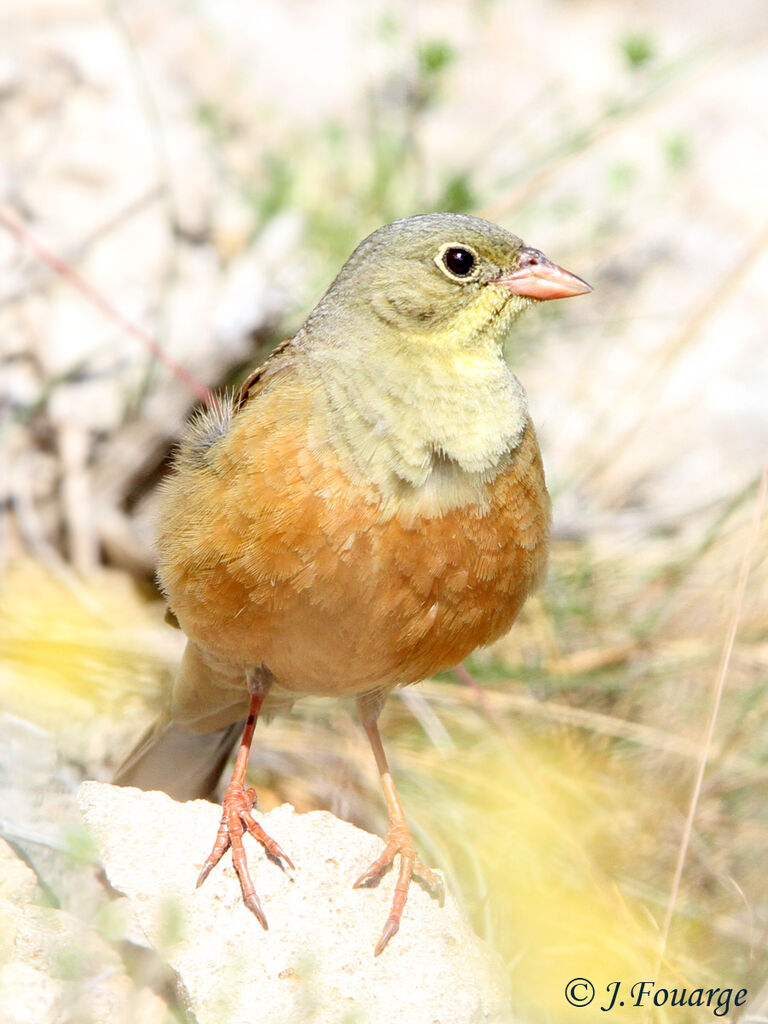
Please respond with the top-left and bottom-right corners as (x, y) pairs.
(353, 691), (445, 955)
(196, 665), (293, 929)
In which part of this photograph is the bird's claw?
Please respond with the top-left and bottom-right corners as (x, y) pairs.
(353, 823), (444, 955)
(196, 781), (294, 930)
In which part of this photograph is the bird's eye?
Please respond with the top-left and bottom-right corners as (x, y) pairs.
(441, 246), (476, 278)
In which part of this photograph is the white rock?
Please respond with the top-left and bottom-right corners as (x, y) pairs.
(78, 781), (511, 1024)
(0, 838), (168, 1024)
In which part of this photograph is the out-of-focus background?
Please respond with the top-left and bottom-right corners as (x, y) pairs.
(2, 1), (767, 1021)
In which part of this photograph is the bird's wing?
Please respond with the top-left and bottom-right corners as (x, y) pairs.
(234, 337), (295, 414)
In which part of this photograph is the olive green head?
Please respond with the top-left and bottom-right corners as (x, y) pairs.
(306, 213), (591, 349)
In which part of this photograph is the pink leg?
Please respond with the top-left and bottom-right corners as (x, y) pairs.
(196, 667), (293, 929)
(353, 693), (444, 955)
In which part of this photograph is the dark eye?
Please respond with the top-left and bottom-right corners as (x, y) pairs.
(442, 246), (476, 278)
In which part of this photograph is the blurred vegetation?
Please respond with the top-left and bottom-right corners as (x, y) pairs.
(2, 1), (767, 1022)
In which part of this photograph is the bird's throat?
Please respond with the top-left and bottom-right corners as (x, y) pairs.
(307, 340), (529, 516)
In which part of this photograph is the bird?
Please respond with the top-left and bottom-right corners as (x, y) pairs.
(114, 212), (591, 955)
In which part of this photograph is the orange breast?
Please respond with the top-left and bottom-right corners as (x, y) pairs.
(156, 382), (550, 729)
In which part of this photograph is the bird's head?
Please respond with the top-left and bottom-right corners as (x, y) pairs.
(307, 212), (591, 357)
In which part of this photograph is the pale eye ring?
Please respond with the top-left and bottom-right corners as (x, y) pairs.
(438, 244), (478, 279)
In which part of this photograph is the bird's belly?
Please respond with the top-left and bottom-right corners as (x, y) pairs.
(157, 418), (549, 715)
(173, 516), (536, 697)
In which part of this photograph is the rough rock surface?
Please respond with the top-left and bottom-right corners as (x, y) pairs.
(78, 781), (511, 1024)
(0, 837), (167, 1024)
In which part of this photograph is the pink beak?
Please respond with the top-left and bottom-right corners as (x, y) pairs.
(497, 246), (592, 301)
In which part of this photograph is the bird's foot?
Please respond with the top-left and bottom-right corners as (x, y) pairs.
(353, 820), (445, 955)
(196, 781), (294, 929)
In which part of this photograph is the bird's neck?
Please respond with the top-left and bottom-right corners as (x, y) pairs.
(303, 330), (529, 516)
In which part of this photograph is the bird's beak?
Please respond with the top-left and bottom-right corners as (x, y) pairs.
(497, 247), (593, 301)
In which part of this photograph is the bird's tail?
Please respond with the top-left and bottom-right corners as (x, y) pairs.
(113, 714), (242, 802)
